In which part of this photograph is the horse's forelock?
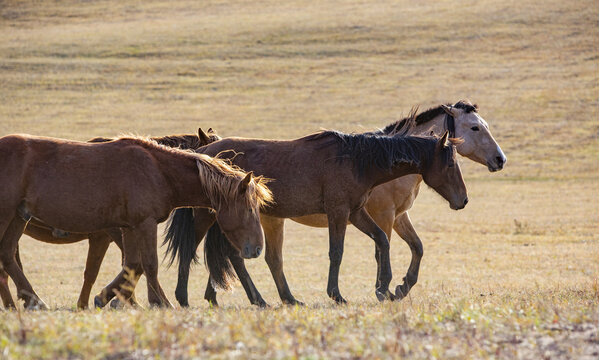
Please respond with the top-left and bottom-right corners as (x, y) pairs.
(195, 155), (272, 210)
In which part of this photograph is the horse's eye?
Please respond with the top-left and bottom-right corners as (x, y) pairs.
(471, 126), (480, 131)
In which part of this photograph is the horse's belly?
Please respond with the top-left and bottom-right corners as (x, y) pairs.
(23, 200), (128, 234)
(290, 214), (331, 228)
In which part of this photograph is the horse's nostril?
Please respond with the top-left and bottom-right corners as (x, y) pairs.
(496, 156), (504, 166)
(243, 245), (251, 257)
(464, 197), (469, 206)
(255, 246), (262, 257)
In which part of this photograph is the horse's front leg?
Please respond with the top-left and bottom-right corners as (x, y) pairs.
(262, 215), (302, 306)
(0, 269), (15, 309)
(349, 207), (395, 301)
(326, 209), (350, 304)
(393, 212), (423, 299)
(204, 249), (269, 308)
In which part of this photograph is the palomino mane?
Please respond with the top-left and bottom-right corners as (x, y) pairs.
(305, 130), (438, 178)
(112, 136), (273, 210)
(377, 100), (479, 135)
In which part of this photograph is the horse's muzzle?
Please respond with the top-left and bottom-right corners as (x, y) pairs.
(451, 197), (468, 210)
(242, 244), (262, 259)
(488, 154), (507, 172)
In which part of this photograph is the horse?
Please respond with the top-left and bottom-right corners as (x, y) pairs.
(0, 128), (221, 310)
(0, 134), (271, 309)
(171, 100), (505, 307)
(162, 117), (468, 306)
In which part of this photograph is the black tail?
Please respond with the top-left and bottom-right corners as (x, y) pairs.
(204, 223), (238, 290)
(163, 208), (199, 270)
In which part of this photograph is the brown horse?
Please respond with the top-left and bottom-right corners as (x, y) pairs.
(290, 101), (506, 300)
(0, 128), (221, 310)
(163, 120), (468, 305)
(172, 101), (504, 307)
(0, 134), (271, 309)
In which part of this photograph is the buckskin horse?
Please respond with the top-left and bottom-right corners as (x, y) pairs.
(0, 134), (270, 309)
(0, 128), (221, 310)
(163, 117), (468, 306)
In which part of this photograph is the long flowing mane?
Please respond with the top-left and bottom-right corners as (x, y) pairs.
(112, 136), (272, 209)
(305, 130), (438, 178)
(88, 132), (220, 150)
(376, 100), (479, 135)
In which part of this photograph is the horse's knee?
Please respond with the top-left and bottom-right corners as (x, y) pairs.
(410, 241), (423, 258)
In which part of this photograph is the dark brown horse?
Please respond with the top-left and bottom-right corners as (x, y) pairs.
(163, 122), (468, 306)
(0, 134), (271, 309)
(0, 128), (220, 310)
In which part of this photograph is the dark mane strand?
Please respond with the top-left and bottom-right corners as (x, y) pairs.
(377, 100), (478, 135)
(306, 131), (437, 178)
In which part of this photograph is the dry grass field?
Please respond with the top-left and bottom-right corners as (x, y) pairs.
(1, 0), (598, 358)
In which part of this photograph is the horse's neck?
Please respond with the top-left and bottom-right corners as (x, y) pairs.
(411, 114), (446, 136)
(369, 162), (421, 188)
(154, 152), (213, 209)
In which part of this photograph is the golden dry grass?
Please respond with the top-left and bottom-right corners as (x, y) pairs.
(0, 0), (598, 358)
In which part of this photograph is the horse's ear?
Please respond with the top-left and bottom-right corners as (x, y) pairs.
(208, 128), (213, 133)
(198, 128), (210, 144)
(440, 104), (456, 117)
(438, 131), (450, 149)
(239, 171), (253, 193)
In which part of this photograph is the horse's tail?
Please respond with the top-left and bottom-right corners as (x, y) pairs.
(163, 208), (199, 269)
(204, 223), (238, 290)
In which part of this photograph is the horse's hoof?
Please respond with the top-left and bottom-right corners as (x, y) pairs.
(25, 298), (48, 310)
(332, 295), (347, 305)
(94, 295), (106, 309)
(110, 298), (124, 309)
(255, 300), (271, 308)
(283, 298), (304, 307)
(394, 284), (408, 301)
(375, 289), (395, 302)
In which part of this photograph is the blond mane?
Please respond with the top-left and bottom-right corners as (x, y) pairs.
(195, 154), (273, 210)
(112, 136), (273, 210)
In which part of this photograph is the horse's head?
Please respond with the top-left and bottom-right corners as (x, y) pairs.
(441, 103), (507, 172)
(212, 171), (271, 259)
(421, 132), (468, 210)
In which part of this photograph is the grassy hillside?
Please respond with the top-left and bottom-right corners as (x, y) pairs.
(0, 0), (598, 358)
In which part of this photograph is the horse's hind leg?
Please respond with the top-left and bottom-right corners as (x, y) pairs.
(77, 232), (112, 309)
(94, 266), (142, 308)
(0, 216), (47, 309)
(368, 210), (395, 289)
(262, 216), (303, 305)
(0, 269), (15, 309)
(94, 231), (142, 308)
(135, 219), (173, 308)
(349, 207), (395, 302)
(393, 212), (423, 299)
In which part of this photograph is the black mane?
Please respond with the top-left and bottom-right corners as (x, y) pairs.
(377, 100), (478, 135)
(306, 131), (438, 178)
